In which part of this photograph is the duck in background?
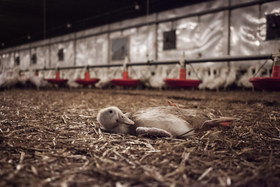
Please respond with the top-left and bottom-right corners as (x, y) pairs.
(28, 71), (50, 90)
(0, 67), (20, 89)
(147, 66), (169, 90)
(17, 71), (30, 87)
(223, 65), (237, 90)
(205, 66), (226, 91)
(65, 69), (82, 88)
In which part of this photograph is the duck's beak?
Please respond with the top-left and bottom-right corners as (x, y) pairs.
(117, 112), (135, 125)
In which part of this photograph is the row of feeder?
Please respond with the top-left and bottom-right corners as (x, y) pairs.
(42, 66), (200, 88)
(42, 54), (280, 90)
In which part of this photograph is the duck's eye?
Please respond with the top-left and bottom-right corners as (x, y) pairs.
(109, 110), (113, 113)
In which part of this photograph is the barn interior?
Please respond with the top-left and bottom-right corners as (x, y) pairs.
(0, 0), (280, 186)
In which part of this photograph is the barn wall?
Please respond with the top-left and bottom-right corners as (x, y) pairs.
(0, 0), (279, 72)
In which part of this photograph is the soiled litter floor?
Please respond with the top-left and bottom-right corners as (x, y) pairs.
(0, 89), (279, 187)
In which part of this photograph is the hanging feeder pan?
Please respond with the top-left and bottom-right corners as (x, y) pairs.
(110, 71), (140, 86)
(110, 79), (140, 86)
(249, 77), (280, 91)
(75, 78), (100, 86)
(46, 78), (68, 85)
(46, 71), (68, 86)
(75, 71), (99, 86)
(164, 68), (201, 88)
(164, 78), (201, 88)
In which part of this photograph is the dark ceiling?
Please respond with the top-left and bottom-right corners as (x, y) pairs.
(0, 0), (209, 49)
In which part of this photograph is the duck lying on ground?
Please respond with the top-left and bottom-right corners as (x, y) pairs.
(97, 105), (235, 138)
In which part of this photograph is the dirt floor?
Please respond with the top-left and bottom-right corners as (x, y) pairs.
(0, 88), (279, 187)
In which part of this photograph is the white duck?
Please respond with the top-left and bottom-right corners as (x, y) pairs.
(65, 69), (81, 88)
(0, 68), (19, 89)
(29, 73), (50, 90)
(97, 106), (235, 138)
(224, 65), (237, 90)
(147, 66), (169, 89)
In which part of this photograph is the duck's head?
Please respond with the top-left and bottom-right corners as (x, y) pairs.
(97, 106), (134, 130)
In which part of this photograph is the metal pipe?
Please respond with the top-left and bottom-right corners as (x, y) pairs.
(21, 54), (273, 72)
(184, 54), (273, 64)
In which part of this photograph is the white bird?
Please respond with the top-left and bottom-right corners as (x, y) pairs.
(29, 74), (50, 90)
(95, 68), (122, 88)
(236, 66), (255, 88)
(97, 106), (235, 138)
(0, 68), (19, 89)
(65, 69), (81, 88)
(223, 66), (237, 89)
(200, 65), (227, 91)
(205, 68), (225, 91)
(135, 66), (150, 85)
(17, 72), (29, 86)
(0, 71), (7, 88)
(147, 66), (169, 89)
(198, 66), (211, 90)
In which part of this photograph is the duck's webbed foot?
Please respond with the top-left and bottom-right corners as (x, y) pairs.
(136, 127), (172, 138)
(201, 117), (236, 131)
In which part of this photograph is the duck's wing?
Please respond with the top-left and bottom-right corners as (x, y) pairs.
(136, 127), (172, 138)
(165, 107), (211, 129)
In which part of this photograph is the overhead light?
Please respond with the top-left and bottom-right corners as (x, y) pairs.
(134, 1), (140, 10)
(1, 42), (4, 47)
(27, 35), (31, 40)
(66, 23), (72, 28)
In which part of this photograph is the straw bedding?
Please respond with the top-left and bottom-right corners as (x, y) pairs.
(0, 89), (279, 187)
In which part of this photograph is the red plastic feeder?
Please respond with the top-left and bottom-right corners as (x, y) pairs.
(250, 56), (280, 91)
(46, 71), (68, 85)
(110, 71), (140, 86)
(164, 68), (201, 88)
(75, 71), (100, 86)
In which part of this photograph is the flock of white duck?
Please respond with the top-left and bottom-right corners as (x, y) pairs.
(0, 60), (272, 90)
